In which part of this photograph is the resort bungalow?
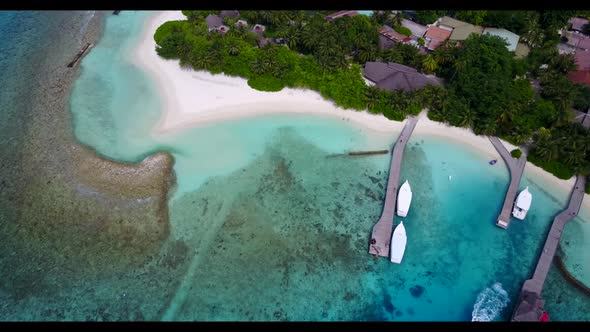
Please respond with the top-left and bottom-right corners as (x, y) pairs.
(483, 27), (520, 52)
(436, 16), (483, 42)
(568, 17), (589, 33)
(235, 19), (248, 28)
(378, 25), (407, 49)
(423, 25), (452, 51)
(568, 51), (590, 87)
(206, 14), (229, 33)
(362, 61), (442, 92)
(401, 19), (428, 39)
(251, 24), (266, 37)
(325, 10), (359, 22)
(220, 10), (240, 20)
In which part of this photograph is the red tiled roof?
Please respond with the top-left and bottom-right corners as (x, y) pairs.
(424, 26), (452, 50)
(379, 26), (405, 43)
(574, 51), (590, 71)
(425, 26), (453, 40)
(568, 70), (590, 87)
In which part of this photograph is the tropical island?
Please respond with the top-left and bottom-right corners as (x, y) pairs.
(154, 10), (590, 183)
(3, 9), (590, 322)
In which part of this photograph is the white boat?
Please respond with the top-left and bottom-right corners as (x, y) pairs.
(512, 186), (532, 220)
(390, 221), (407, 264)
(396, 180), (412, 217)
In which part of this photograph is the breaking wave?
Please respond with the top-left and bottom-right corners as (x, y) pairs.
(471, 282), (510, 322)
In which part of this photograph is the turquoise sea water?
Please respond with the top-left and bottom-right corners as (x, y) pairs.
(357, 11), (374, 17)
(2, 11), (589, 321)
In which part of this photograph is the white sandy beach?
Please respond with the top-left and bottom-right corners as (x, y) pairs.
(134, 10), (588, 209)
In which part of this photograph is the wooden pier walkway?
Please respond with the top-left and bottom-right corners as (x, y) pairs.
(368, 116), (419, 257)
(512, 175), (586, 321)
(488, 137), (527, 229)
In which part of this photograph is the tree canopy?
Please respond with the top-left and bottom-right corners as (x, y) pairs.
(157, 10), (590, 180)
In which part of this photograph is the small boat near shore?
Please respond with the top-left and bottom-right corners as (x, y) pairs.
(396, 180), (412, 217)
(512, 187), (532, 220)
(489, 159), (497, 165)
(390, 221), (407, 264)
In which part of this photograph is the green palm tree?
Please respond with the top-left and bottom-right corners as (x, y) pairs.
(358, 46), (377, 63)
(458, 107), (475, 128)
(227, 41), (241, 56)
(193, 53), (215, 70)
(301, 26), (318, 51)
(365, 86), (381, 110)
(263, 43), (278, 56)
(477, 120), (497, 136)
(251, 57), (266, 75)
(317, 39), (337, 59)
(498, 107), (516, 124)
(521, 12), (544, 48)
(391, 13), (403, 28)
(383, 48), (403, 63)
(422, 54), (438, 73)
(259, 11), (272, 24)
(550, 53), (577, 74)
(535, 141), (559, 161)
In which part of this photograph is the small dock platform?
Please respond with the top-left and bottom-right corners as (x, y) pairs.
(488, 137), (527, 229)
(67, 42), (93, 68)
(348, 150), (389, 156)
(512, 175), (586, 321)
(368, 116), (419, 257)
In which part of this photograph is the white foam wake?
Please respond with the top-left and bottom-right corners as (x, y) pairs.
(471, 282), (510, 322)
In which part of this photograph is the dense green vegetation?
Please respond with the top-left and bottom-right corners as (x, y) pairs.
(511, 149), (522, 158)
(428, 34), (553, 144)
(154, 11), (442, 118)
(413, 11), (447, 25)
(156, 10), (590, 180)
(395, 26), (412, 37)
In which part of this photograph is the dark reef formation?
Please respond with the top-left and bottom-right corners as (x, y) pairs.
(0, 11), (176, 305)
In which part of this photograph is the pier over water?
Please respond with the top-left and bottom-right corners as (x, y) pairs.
(368, 116), (418, 257)
(488, 136), (527, 229)
(512, 175), (586, 321)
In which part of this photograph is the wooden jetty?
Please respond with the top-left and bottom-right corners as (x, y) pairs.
(488, 137), (527, 229)
(511, 175), (586, 321)
(67, 43), (93, 68)
(349, 150), (388, 156)
(368, 116), (419, 257)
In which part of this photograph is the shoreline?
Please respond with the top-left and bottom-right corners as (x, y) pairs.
(134, 10), (588, 212)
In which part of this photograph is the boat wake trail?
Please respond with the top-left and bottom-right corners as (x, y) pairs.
(471, 282), (510, 322)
